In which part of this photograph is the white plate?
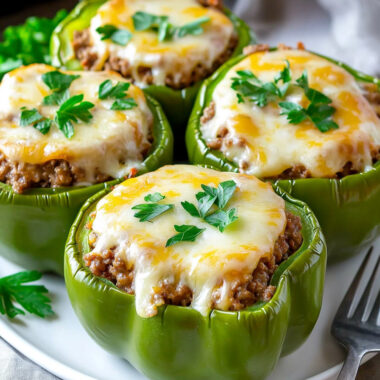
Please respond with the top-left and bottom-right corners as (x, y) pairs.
(0, 238), (379, 380)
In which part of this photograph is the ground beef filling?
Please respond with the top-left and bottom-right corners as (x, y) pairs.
(0, 152), (114, 193)
(83, 211), (303, 311)
(72, 1), (237, 89)
(202, 101), (380, 180)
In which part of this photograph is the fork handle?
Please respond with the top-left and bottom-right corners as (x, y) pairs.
(337, 347), (364, 380)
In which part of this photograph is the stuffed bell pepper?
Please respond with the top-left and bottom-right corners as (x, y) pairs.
(65, 164), (326, 380)
(186, 44), (380, 262)
(0, 63), (172, 274)
(50, 0), (255, 158)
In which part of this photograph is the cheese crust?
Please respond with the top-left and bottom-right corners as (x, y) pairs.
(87, 165), (288, 317)
(201, 49), (380, 178)
(74, 0), (236, 88)
(0, 64), (153, 191)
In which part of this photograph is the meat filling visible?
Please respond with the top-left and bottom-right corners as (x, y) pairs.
(84, 211), (303, 311)
(72, 0), (237, 89)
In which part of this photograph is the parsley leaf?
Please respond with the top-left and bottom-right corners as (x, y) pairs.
(215, 180), (237, 209)
(296, 70), (332, 104)
(55, 94), (94, 138)
(19, 108), (52, 135)
(176, 16), (210, 38)
(132, 12), (210, 41)
(204, 208), (238, 232)
(99, 80), (130, 100)
(144, 192), (165, 202)
(33, 119), (52, 135)
(132, 203), (173, 222)
(20, 108), (44, 126)
(98, 80), (137, 110)
(42, 89), (70, 106)
(96, 24), (132, 46)
(274, 60), (291, 84)
(279, 102), (308, 124)
(166, 225), (205, 247)
(42, 71), (80, 92)
(181, 201), (201, 218)
(0, 271), (54, 319)
(110, 98), (138, 111)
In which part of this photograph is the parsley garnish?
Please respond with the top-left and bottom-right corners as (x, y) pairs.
(144, 192), (165, 202)
(96, 24), (132, 46)
(98, 80), (137, 111)
(232, 61), (339, 133)
(166, 225), (205, 247)
(132, 192), (173, 222)
(55, 94), (94, 138)
(19, 107), (52, 135)
(231, 61), (291, 107)
(41, 71), (80, 106)
(132, 11), (210, 41)
(279, 70), (338, 132)
(204, 208), (238, 232)
(182, 180), (238, 232)
(0, 271), (54, 319)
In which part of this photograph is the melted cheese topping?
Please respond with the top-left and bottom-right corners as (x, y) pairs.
(90, 165), (286, 317)
(0, 64), (152, 184)
(87, 0), (235, 86)
(201, 49), (380, 178)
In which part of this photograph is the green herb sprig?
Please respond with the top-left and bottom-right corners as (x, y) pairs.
(55, 94), (95, 138)
(132, 192), (174, 222)
(132, 11), (210, 42)
(0, 271), (54, 319)
(279, 70), (339, 132)
(96, 24), (132, 46)
(166, 225), (205, 247)
(98, 80), (137, 111)
(42, 71), (80, 105)
(232, 61), (338, 132)
(20, 107), (52, 135)
(181, 180), (238, 232)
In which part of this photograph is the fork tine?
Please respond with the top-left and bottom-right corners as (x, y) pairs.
(368, 289), (380, 325)
(352, 253), (380, 321)
(335, 247), (373, 319)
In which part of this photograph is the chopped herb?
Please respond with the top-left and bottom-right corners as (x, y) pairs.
(42, 71), (80, 92)
(0, 271), (54, 319)
(55, 94), (94, 138)
(98, 80), (137, 110)
(132, 203), (173, 222)
(176, 16), (211, 38)
(166, 225), (205, 247)
(42, 89), (70, 106)
(181, 180), (239, 232)
(20, 108), (44, 126)
(181, 201), (200, 218)
(19, 108), (52, 134)
(132, 11), (210, 41)
(33, 119), (52, 135)
(110, 98), (138, 111)
(279, 70), (338, 132)
(96, 24), (132, 46)
(204, 208), (238, 232)
(144, 192), (165, 202)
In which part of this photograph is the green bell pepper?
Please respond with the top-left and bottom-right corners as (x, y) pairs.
(186, 51), (380, 263)
(64, 182), (326, 380)
(49, 0), (255, 159)
(0, 94), (173, 275)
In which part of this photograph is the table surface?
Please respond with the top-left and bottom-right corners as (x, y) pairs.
(0, 0), (379, 379)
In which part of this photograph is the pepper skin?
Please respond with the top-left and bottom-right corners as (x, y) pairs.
(49, 0), (255, 159)
(64, 182), (325, 380)
(186, 51), (380, 263)
(0, 94), (173, 275)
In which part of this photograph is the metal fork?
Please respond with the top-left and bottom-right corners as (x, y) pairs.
(331, 247), (380, 380)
